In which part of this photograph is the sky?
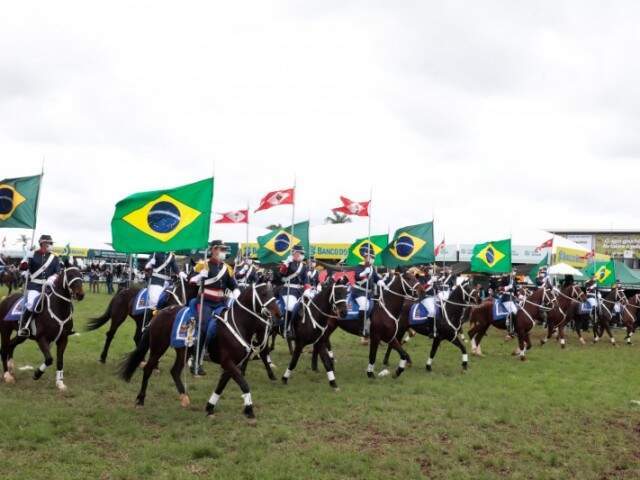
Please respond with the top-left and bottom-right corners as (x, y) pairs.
(2, 1), (639, 249)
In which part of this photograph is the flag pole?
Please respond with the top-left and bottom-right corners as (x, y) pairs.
(363, 187), (373, 337)
(284, 176), (296, 339)
(245, 201), (250, 259)
(194, 168), (214, 374)
(21, 158), (45, 302)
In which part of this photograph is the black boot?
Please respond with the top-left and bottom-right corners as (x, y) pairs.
(17, 309), (31, 337)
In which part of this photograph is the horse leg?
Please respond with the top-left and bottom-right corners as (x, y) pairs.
(472, 324), (489, 356)
(33, 336), (54, 381)
(451, 335), (469, 371)
(282, 342), (304, 384)
(426, 337), (442, 372)
(311, 342), (320, 372)
(135, 340), (169, 406)
(389, 338), (410, 378)
(1, 328), (16, 383)
(384, 326), (406, 367)
(313, 322), (336, 371)
(205, 370), (233, 416)
(54, 335), (69, 391)
(258, 348), (276, 381)
(169, 347), (190, 407)
(222, 361), (256, 421)
(603, 321), (616, 346)
(317, 342), (338, 390)
(516, 331), (527, 361)
(558, 324), (566, 349)
(366, 331), (380, 378)
(540, 319), (552, 346)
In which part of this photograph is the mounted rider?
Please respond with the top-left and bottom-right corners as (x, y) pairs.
(499, 270), (518, 333)
(352, 246), (384, 337)
(145, 251), (186, 312)
(417, 265), (437, 319)
(612, 279), (624, 322)
(17, 234), (62, 337)
(234, 256), (258, 288)
(535, 266), (552, 289)
(438, 266), (455, 301)
(305, 256), (321, 298)
(278, 244), (310, 339)
(188, 240), (241, 375)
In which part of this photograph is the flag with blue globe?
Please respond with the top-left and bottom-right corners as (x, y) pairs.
(381, 222), (434, 267)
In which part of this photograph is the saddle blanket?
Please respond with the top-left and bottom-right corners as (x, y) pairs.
(133, 288), (169, 316)
(170, 301), (224, 349)
(493, 300), (509, 322)
(276, 296), (302, 325)
(579, 302), (594, 315)
(3, 295), (40, 322)
(344, 295), (373, 321)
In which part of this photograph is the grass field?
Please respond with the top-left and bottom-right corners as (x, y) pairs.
(1, 290), (639, 480)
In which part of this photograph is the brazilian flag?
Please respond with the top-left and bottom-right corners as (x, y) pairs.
(111, 178), (214, 253)
(470, 239), (512, 274)
(0, 175), (42, 229)
(381, 222), (434, 267)
(529, 254), (549, 280)
(257, 221), (309, 264)
(345, 234), (388, 266)
(584, 260), (616, 287)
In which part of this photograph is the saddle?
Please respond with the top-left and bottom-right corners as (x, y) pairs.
(132, 288), (170, 315)
(492, 299), (510, 322)
(170, 299), (225, 349)
(3, 294), (42, 322)
(409, 301), (442, 326)
(343, 294), (374, 321)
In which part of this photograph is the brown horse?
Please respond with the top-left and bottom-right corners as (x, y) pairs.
(540, 284), (584, 347)
(86, 276), (196, 363)
(280, 277), (349, 390)
(468, 286), (553, 360)
(597, 288), (635, 345)
(623, 293), (639, 344)
(382, 282), (481, 371)
(119, 281), (281, 420)
(0, 267), (20, 295)
(0, 265), (85, 389)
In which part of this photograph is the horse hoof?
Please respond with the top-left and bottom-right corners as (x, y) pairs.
(520, 356), (527, 362)
(462, 363), (468, 371)
(139, 361), (147, 368)
(426, 365), (432, 372)
(366, 371), (375, 379)
(3, 372), (15, 384)
(579, 338), (586, 345)
(179, 394), (191, 408)
(56, 382), (67, 392)
(269, 363), (277, 369)
(268, 374), (276, 382)
(378, 369), (390, 377)
(332, 386), (340, 393)
(281, 377), (288, 385)
(246, 417), (257, 426)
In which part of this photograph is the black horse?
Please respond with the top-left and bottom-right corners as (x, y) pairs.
(86, 276), (197, 363)
(119, 281), (281, 420)
(279, 277), (349, 390)
(0, 265), (85, 390)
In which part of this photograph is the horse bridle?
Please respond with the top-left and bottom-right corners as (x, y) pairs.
(382, 273), (420, 302)
(307, 282), (349, 320)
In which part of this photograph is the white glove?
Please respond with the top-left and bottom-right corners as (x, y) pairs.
(200, 269), (209, 277)
(376, 280), (386, 288)
(46, 274), (58, 286)
(303, 289), (313, 299)
(178, 271), (188, 280)
(359, 267), (371, 278)
(232, 288), (241, 299)
(316, 284), (323, 293)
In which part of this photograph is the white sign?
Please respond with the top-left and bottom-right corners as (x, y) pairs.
(567, 234), (594, 251)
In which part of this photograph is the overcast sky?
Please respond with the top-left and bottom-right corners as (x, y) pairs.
(2, 1), (639, 249)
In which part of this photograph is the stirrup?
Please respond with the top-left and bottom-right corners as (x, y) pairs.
(17, 327), (30, 338)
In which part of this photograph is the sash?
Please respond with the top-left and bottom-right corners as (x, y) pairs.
(153, 253), (173, 275)
(284, 263), (303, 283)
(203, 265), (228, 286)
(30, 254), (56, 283)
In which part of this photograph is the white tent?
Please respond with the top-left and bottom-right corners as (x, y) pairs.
(547, 263), (585, 277)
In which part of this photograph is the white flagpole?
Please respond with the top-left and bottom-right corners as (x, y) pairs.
(21, 159), (45, 301)
(245, 202), (250, 259)
(363, 187), (373, 336)
(284, 176), (296, 338)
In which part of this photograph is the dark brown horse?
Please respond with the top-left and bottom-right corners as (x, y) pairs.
(468, 286), (553, 360)
(0, 265), (85, 389)
(118, 281), (281, 420)
(382, 282), (481, 372)
(540, 284), (584, 347)
(0, 267), (20, 295)
(623, 293), (639, 344)
(280, 277), (349, 389)
(86, 276), (196, 363)
(597, 288), (635, 345)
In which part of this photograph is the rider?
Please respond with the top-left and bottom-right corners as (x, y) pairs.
(352, 246), (384, 337)
(585, 275), (599, 314)
(234, 256), (258, 288)
(535, 267), (549, 288)
(145, 251), (185, 313)
(278, 245), (310, 339)
(17, 235), (62, 337)
(418, 265), (437, 319)
(438, 266), (455, 301)
(499, 271), (518, 334)
(188, 240), (241, 375)
(612, 279), (624, 323)
(306, 256), (321, 298)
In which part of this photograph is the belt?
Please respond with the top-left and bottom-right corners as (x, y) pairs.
(152, 273), (171, 281)
(204, 288), (224, 296)
(31, 278), (46, 284)
(285, 284), (302, 288)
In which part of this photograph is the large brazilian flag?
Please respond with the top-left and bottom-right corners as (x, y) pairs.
(0, 175), (42, 229)
(470, 239), (512, 274)
(111, 178), (214, 253)
(584, 260), (616, 287)
(345, 234), (388, 266)
(381, 222), (434, 268)
(257, 221), (309, 264)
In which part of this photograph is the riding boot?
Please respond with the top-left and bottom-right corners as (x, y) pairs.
(17, 309), (32, 337)
(284, 311), (296, 340)
(360, 311), (370, 338)
(190, 332), (207, 376)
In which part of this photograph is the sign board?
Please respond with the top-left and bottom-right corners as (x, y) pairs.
(566, 234), (593, 251)
(595, 234), (640, 258)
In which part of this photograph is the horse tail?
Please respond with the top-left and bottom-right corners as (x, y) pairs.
(86, 297), (114, 331)
(118, 330), (150, 382)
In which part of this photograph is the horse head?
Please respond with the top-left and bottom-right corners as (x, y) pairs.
(326, 276), (349, 318)
(59, 263), (85, 301)
(249, 281), (281, 321)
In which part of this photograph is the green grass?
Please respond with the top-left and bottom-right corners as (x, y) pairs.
(1, 290), (639, 479)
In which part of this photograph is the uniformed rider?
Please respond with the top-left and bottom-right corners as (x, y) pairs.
(278, 245), (310, 339)
(145, 251), (186, 313)
(352, 247), (385, 336)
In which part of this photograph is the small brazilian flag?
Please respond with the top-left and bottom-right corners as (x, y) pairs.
(111, 178), (214, 253)
(0, 175), (42, 229)
(584, 260), (616, 287)
(345, 234), (388, 266)
(257, 221), (309, 264)
(381, 222), (434, 267)
(470, 239), (512, 274)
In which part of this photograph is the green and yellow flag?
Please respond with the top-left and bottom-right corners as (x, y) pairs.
(257, 221), (310, 264)
(470, 239), (512, 274)
(0, 175), (42, 229)
(111, 178), (214, 253)
(345, 234), (388, 266)
(381, 222), (434, 267)
(584, 260), (616, 287)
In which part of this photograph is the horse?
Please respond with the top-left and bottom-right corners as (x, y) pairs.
(382, 281), (481, 372)
(118, 281), (281, 420)
(86, 275), (196, 363)
(540, 284), (584, 347)
(597, 288), (635, 345)
(623, 293), (640, 344)
(279, 277), (349, 390)
(0, 265), (85, 390)
(0, 267), (20, 295)
(468, 286), (554, 360)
